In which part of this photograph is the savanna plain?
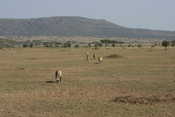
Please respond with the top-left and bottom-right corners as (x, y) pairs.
(0, 47), (175, 117)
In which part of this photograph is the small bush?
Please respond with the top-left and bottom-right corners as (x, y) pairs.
(74, 44), (79, 48)
(112, 43), (116, 47)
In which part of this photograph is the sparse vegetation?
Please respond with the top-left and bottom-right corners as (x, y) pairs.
(0, 47), (175, 117)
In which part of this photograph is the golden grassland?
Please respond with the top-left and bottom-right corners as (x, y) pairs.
(0, 47), (175, 117)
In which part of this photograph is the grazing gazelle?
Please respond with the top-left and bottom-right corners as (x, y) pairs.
(55, 70), (63, 83)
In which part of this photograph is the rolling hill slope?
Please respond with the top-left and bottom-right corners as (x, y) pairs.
(0, 16), (174, 39)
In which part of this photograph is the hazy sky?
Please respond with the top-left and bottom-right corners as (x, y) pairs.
(0, 0), (174, 30)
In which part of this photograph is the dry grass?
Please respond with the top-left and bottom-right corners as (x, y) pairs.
(0, 47), (175, 117)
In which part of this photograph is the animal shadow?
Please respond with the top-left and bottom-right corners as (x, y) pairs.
(45, 80), (56, 83)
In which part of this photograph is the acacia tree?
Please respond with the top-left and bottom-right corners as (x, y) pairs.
(63, 41), (71, 48)
(161, 40), (170, 50)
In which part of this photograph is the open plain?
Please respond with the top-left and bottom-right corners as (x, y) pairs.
(0, 47), (175, 117)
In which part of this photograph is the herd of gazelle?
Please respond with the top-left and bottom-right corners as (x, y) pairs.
(54, 51), (103, 83)
(86, 51), (103, 63)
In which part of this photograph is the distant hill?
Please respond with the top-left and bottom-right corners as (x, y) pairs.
(0, 16), (174, 39)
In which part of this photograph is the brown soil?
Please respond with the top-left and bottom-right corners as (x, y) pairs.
(113, 94), (175, 105)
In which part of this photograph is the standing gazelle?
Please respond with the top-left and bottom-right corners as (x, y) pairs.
(55, 70), (63, 83)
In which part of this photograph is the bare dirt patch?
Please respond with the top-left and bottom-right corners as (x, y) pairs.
(113, 94), (175, 105)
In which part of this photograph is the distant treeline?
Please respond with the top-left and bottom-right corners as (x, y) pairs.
(0, 38), (175, 48)
(100, 39), (124, 44)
